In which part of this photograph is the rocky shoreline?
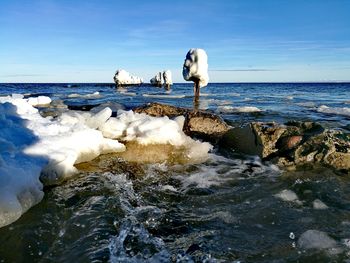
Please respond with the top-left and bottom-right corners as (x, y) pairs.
(135, 102), (350, 174)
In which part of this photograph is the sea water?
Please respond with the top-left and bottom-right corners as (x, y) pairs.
(0, 83), (349, 262)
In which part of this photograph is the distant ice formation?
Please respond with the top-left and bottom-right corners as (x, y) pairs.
(113, 69), (143, 86)
(182, 48), (209, 99)
(0, 94), (212, 227)
(150, 72), (163, 87)
(163, 70), (172, 88)
(150, 70), (172, 89)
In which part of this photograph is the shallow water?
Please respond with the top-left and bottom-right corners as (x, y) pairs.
(0, 83), (350, 262)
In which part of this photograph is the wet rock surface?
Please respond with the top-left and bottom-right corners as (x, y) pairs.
(220, 121), (350, 173)
(134, 102), (230, 142)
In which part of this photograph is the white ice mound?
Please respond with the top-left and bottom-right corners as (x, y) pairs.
(113, 69), (143, 86)
(298, 230), (337, 250)
(163, 70), (172, 86)
(275, 189), (302, 205)
(0, 95), (125, 227)
(150, 72), (163, 86)
(182, 48), (209, 88)
(99, 111), (213, 160)
(216, 106), (261, 113)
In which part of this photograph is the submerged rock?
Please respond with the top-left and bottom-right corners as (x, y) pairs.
(297, 230), (337, 250)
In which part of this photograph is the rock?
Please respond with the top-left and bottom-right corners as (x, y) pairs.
(251, 122), (287, 158)
(297, 230), (337, 250)
(134, 103), (230, 142)
(134, 102), (188, 118)
(275, 189), (302, 205)
(183, 111), (230, 142)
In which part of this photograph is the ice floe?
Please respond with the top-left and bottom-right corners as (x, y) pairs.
(316, 105), (350, 117)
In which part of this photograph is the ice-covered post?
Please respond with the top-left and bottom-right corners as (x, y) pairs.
(182, 48), (209, 101)
(163, 70), (172, 90)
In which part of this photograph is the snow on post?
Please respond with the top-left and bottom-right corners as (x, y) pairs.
(182, 48), (209, 100)
(113, 69), (143, 86)
(150, 72), (163, 87)
(163, 70), (172, 89)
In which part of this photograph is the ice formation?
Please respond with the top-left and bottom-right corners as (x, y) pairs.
(0, 95), (212, 227)
(150, 72), (163, 87)
(182, 48), (209, 88)
(297, 230), (337, 250)
(163, 70), (172, 87)
(113, 69), (143, 86)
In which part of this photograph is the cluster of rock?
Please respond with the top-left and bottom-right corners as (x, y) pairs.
(149, 70), (172, 88)
(135, 102), (350, 174)
(113, 69), (143, 86)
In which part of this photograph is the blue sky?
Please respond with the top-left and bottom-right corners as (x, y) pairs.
(0, 0), (350, 83)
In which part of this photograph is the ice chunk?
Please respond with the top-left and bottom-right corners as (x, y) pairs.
(27, 96), (52, 106)
(216, 106), (261, 113)
(163, 70), (172, 86)
(113, 69), (143, 86)
(150, 72), (163, 86)
(312, 199), (328, 210)
(182, 48), (209, 88)
(298, 230), (337, 249)
(317, 105), (350, 117)
(275, 189), (302, 204)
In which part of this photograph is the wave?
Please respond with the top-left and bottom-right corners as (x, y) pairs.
(316, 105), (350, 117)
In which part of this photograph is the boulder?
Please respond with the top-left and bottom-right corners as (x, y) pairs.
(183, 111), (230, 142)
(134, 102), (188, 118)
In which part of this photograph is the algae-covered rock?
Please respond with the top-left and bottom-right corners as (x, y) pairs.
(134, 102), (188, 118)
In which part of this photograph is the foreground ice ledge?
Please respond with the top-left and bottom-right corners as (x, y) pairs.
(0, 95), (212, 228)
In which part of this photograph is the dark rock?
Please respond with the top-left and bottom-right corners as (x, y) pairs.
(183, 111), (230, 142)
(134, 102), (188, 118)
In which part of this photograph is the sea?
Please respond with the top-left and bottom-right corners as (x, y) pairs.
(0, 82), (349, 262)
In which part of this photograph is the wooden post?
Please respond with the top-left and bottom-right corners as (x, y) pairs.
(194, 80), (200, 101)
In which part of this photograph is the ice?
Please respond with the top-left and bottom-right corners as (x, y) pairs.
(27, 96), (52, 106)
(0, 95), (125, 227)
(67, 91), (101, 99)
(0, 95), (213, 227)
(312, 199), (328, 210)
(316, 105), (350, 117)
(298, 229), (337, 250)
(275, 189), (302, 205)
(150, 72), (163, 86)
(183, 48), (209, 88)
(113, 69), (143, 86)
(163, 70), (172, 86)
(216, 105), (261, 113)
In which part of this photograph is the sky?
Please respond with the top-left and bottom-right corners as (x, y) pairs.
(0, 0), (350, 83)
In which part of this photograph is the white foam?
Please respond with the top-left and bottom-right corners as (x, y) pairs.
(216, 105), (262, 113)
(182, 48), (209, 88)
(316, 105), (350, 117)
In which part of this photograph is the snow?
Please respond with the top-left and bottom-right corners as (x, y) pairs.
(113, 69), (143, 86)
(163, 70), (172, 85)
(182, 48), (209, 88)
(150, 72), (163, 86)
(0, 94), (212, 227)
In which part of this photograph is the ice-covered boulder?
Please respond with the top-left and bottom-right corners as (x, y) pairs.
(298, 230), (337, 250)
(150, 72), (163, 87)
(113, 69), (143, 86)
(163, 70), (172, 88)
(183, 48), (209, 99)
